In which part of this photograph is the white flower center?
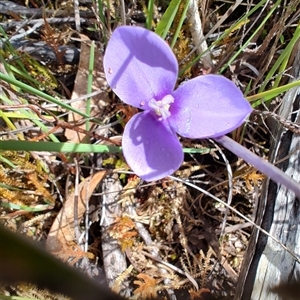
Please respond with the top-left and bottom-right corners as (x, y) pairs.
(148, 94), (174, 120)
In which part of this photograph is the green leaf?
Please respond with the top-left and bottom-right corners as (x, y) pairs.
(247, 79), (300, 107)
(0, 140), (212, 155)
(155, 0), (181, 39)
(0, 140), (121, 153)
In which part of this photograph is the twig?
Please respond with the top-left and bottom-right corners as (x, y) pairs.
(7, 22), (44, 42)
(0, 17), (88, 32)
(183, 0), (243, 65)
(186, 0), (212, 69)
(74, 0), (81, 32)
(74, 158), (81, 243)
(101, 174), (128, 292)
(209, 139), (233, 240)
(0, 39), (80, 65)
(119, 0), (126, 25)
(169, 175), (300, 264)
(0, 0), (94, 18)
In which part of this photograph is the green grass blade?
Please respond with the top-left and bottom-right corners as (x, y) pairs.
(0, 72), (90, 118)
(258, 23), (300, 94)
(146, 0), (155, 30)
(0, 154), (17, 168)
(97, 0), (107, 42)
(0, 95), (59, 142)
(0, 110), (24, 140)
(179, 0), (269, 75)
(248, 79), (300, 107)
(155, 0), (181, 39)
(0, 140), (121, 153)
(86, 41), (95, 131)
(219, 0), (282, 74)
(170, 0), (190, 48)
(0, 140), (212, 155)
(0, 201), (52, 212)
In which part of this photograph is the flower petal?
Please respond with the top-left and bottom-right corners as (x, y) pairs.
(103, 26), (178, 108)
(169, 75), (252, 138)
(122, 111), (183, 181)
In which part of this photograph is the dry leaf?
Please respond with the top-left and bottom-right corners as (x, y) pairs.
(46, 171), (106, 259)
(65, 34), (109, 142)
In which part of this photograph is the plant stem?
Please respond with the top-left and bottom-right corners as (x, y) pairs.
(215, 135), (300, 198)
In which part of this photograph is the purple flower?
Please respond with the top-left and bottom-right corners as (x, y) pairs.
(103, 26), (252, 181)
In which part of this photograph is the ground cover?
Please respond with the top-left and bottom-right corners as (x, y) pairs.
(0, 0), (299, 299)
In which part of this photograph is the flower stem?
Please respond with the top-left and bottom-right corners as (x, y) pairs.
(215, 135), (300, 198)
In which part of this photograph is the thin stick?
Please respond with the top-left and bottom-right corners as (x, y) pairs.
(120, 0), (126, 25)
(186, 0), (212, 69)
(209, 139), (233, 239)
(74, 0), (81, 32)
(169, 175), (300, 263)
